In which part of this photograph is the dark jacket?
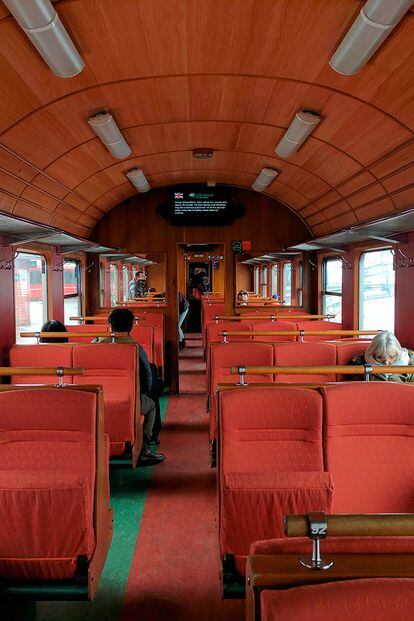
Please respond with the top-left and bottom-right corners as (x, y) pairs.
(351, 350), (414, 383)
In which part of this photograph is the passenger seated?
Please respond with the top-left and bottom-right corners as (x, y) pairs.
(237, 289), (249, 305)
(352, 330), (414, 383)
(40, 320), (68, 343)
(93, 308), (166, 465)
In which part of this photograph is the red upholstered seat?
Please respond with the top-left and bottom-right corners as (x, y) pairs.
(10, 344), (74, 384)
(296, 320), (342, 341)
(209, 342), (274, 438)
(322, 383), (414, 513)
(0, 388), (99, 581)
(219, 387), (331, 567)
(335, 340), (371, 380)
(206, 320), (252, 347)
(274, 342), (337, 382)
(251, 535), (414, 556)
(260, 579), (414, 621)
(252, 320), (297, 341)
(73, 344), (138, 454)
(130, 324), (155, 363)
(65, 324), (106, 342)
(136, 314), (164, 370)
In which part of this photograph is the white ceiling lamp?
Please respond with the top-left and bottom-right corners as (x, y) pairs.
(126, 168), (151, 193)
(330, 0), (414, 75)
(88, 113), (132, 160)
(207, 181), (216, 187)
(275, 110), (321, 158)
(251, 167), (280, 192)
(3, 0), (84, 78)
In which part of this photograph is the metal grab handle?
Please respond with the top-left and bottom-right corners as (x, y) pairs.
(299, 512), (334, 571)
(236, 366), (248, 386)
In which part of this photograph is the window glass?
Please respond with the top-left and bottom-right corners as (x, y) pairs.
(322, 258), (342, 322)
(298, 261), (303, 306)
(64, 259), (82, 325)
(271, 264), (278, 296)
(123, 266), (130, 302)
(282, 263), (292, 305)
(99, 262), (105, 307)
(254, 266), (260, 294)
(110, 264), (118, 306)
(359, 250), (395, 331)
(14, 252), (48, 344)
(262, 266), (268, 297)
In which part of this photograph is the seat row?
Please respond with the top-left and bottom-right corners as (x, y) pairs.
(208, 339), (369, 440)
(216, 382), (414, 590)
(10, 343), (142, 462)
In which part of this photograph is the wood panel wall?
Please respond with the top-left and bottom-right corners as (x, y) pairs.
(90, 187), (309, 390)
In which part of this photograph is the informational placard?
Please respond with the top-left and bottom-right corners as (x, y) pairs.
(173, 190), (228, 215)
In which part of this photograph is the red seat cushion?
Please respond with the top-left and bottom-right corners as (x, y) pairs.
(130, 324), (155, 363)
(335, 340), (371, 380)
(251, 535), (414, 556)
(206, 320), (252, 347)
(274, 342), (337, 382)
(10, 344), (74, 384)
(260, 579), (414, 621)
(323, 383), (414, 512)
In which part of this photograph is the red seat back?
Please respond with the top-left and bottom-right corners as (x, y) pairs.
(323, 383), (414, 513)
(9, 344), (74, 384)
(252, 320), (297, 342)
(130, 324), (155, 362)
(273, 342), (337, 382)
(206, 320), (252, 347)
(65, 324), (107, 342)
(296, 320), (342, 341)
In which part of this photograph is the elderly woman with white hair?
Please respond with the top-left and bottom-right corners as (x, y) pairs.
(352, 331), (414, 383)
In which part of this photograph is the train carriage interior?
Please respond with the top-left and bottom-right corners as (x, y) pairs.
(1, 1), (414, 619)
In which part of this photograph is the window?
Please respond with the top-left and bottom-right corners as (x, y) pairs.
(110, 264), (119, 306)
(14, 252), (48, 344)
(261, 266), (268, 297)
(99, 262), (104, 306)
(282, 263), (292, 305)
(64, 259), (82, 325)
(254, 266), (259, 295)
(123, 266), (130, 302)
(271, 264), (279, 296)
(298, 261), (303, 306)
(359, 249), (395, 331)
(322, 258), (342, 322)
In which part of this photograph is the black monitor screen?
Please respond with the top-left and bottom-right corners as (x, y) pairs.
(157, 186), (244, 225)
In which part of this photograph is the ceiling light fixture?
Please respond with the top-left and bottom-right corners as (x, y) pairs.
(126, 168), (151, 193)
(207, 181), (216, 187)
(275, 110), (321, 158)
(193, 148), (214, 159)
(251, 167), (280, 192)
(329, 0), (414, 75)
(88, 113), (132, 160)
(3, 0), (84, 78)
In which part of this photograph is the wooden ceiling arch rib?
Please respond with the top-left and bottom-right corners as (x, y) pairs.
(0, 0), (413, 238)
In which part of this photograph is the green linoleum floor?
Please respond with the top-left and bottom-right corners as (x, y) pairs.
(8, 396), (168, 621)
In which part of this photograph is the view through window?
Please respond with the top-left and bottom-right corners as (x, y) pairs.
(282, 263), (292, 304)
(64, 259), (82, 324)
(14, 252), (48, 344)
(359, 249), (395, 331)
(322, 258), (342, 323)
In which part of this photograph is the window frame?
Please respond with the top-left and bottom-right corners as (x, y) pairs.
(321, 256), (343, 321)
(281, 261), (292, 305)
(13, 250), (49, 344)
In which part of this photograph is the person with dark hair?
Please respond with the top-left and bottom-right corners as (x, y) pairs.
(40, 320), (68, 343)
(129, 271), (147, 299)
(93, 308), (165, 466)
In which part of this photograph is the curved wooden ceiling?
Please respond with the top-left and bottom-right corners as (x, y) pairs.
(0, 0), (413, 238)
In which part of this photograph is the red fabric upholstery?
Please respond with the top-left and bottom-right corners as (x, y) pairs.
(10, 344), (74, 384)
(130, 324), (155, 363)
(220, 471), (333, 557)
(323, 383), (414, 512)
(335, 340), (371, 380)
(209, 343), (274, 438)
(219, 387), (324, 474)
(0, 388), (99, 581)
(206, 320), (252, 348)
(252, 320), (297, 342)
(296, 320), (342, 340)
(65, 324), (106, 342)
(219, 387), (327, 563)
(273, 342), (337, 382)
(260, 579), (414, 621)
(73, 344), (137, 452)
(137, 314), (164, 369)
(202, 303), (225, 349)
